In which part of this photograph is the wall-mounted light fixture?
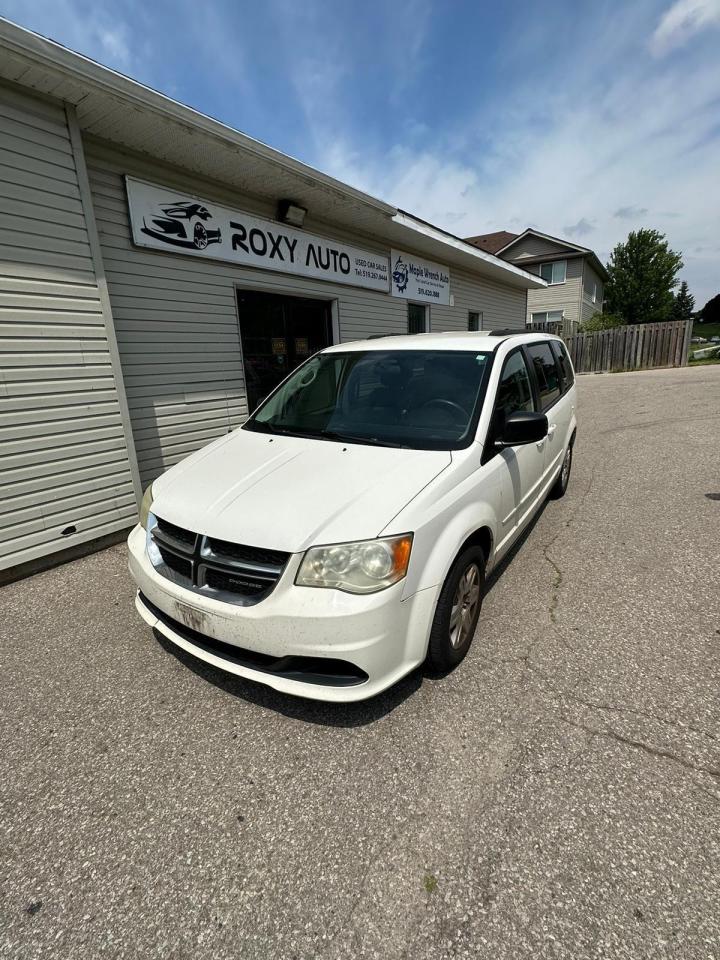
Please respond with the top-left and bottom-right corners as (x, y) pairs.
(277, 199), (307, 228)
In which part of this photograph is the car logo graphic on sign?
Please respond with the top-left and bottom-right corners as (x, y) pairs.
(392, 255), (409, 293)
(141, 201), (223, 251)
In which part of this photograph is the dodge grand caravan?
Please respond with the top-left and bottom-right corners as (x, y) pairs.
(128, 331), (577, 702)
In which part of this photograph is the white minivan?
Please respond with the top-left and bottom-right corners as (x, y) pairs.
(128, 331), (577, 702)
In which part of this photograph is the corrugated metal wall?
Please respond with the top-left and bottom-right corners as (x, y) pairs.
(84, 138), (525, 488)
(0, 84), (137, 571)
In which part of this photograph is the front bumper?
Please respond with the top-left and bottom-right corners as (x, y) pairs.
(127, 525), (436, 702)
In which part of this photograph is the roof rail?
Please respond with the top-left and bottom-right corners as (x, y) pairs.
(487, 328), (524, 336)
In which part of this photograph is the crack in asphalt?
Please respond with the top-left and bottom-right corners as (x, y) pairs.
(479, 455), (720, 808)
(559, 715), (720, 785)
(515, 659), (720, 797)
(555, 688), (718, 744)
(538, 464), (597, 672)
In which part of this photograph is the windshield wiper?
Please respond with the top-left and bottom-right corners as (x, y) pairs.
(247, 422), (405, 448)
(315, 429), (406, 448)
(246, 421), (298, 437)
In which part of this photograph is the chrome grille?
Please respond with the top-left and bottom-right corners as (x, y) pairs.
(149, 515), (289, 605)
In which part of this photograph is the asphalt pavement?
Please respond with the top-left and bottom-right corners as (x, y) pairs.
(2, 364), (719, 960)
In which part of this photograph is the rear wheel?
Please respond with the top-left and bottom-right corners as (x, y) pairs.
(549, 441), (573, 499)
(426, 546), (485, 674)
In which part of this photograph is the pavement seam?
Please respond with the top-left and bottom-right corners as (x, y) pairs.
(559, 714), (720, 786)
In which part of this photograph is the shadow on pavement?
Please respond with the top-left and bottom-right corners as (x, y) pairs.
(153, 629), (422, 728)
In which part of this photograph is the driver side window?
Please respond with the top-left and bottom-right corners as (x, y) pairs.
(485, 350), (535, 458)
(495, 350), (535, 418)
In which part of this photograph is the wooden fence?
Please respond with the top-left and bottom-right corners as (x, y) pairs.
(564, 319), (693, 374)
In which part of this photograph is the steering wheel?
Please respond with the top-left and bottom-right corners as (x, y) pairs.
(418, 399), (468, 422)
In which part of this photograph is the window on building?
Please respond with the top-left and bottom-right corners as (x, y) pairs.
(529, 310), (564, 329)
(468, 311), (483, 331)
(527, 342), (561, 411)
(539, 260), (567, 284)
(407, 303), (428, 334)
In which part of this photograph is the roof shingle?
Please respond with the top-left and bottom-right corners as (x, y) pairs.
(464, 230), (518, 254)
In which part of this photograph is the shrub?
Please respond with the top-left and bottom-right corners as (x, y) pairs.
(578, 312), (624, 333)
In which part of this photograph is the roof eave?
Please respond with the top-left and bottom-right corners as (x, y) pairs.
(394, 212), (546, 290)
(498, 227), (609, 281)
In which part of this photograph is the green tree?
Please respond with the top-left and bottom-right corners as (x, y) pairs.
(671, 281), (694, 322)
(699, 293), (720, 324)
(604, 229), (683, 325)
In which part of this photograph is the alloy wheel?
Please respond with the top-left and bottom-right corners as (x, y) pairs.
(449, 563), (481, 648)
(561, 446), (572, 488)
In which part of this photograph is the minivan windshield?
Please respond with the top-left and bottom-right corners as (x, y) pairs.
(243, 349), (493, 450)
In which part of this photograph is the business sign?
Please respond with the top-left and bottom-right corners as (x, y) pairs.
(390, 249), (450, 304)
(125, 177), (390, 292)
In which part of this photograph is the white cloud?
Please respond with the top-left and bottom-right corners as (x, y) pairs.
(95, 25), (132, 68)
(650, 0), (720, 55)
(319, 5), (720, 306)
(563, 218), (595, 238)
(614, 206), (649, 218)
(0, 0), (142, 72)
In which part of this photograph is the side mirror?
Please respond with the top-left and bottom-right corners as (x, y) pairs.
(495, 411), (548, 448)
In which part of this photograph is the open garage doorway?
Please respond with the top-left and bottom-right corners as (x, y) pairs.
(237, 290), (334, 412)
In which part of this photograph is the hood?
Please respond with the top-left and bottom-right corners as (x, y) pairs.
(151, 428), (451, 553)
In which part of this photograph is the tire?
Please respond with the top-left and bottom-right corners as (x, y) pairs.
(426, 546), (485, 674)
(549, 440), (573, 499)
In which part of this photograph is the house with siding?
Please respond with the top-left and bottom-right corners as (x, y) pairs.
(466, 229), (608, 334)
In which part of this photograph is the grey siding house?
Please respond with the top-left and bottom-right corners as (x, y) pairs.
(466, 229), (608, 334)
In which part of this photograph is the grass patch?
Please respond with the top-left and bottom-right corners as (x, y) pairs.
(692, 321), (720, 341)
(423, 873), (438, 894)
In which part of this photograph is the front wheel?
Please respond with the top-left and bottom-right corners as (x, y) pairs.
(426, 546), (485, 674)
(549, 441), (573, 499)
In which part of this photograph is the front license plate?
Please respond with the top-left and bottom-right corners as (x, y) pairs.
(172, 599), (209, 635)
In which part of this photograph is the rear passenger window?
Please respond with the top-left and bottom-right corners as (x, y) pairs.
(527, 343), (561, 411)
(550, 340), (574, 391)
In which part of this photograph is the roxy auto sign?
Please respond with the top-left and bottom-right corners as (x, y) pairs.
(125, 177), (389, 292)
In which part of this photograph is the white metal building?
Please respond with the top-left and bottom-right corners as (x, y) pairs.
(0, 19), (544, 576)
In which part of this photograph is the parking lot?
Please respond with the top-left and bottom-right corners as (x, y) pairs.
(2, 364), (719, 960)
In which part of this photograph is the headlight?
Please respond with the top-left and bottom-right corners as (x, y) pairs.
(139, 483), (154, 530)
(295, 534), (413, 594)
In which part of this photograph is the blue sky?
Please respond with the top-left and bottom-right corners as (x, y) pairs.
(2, 0), (719, 305)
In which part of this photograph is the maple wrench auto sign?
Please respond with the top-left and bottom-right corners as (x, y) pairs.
(390, 249), (450, 304)
(125, 177), (390, 292)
